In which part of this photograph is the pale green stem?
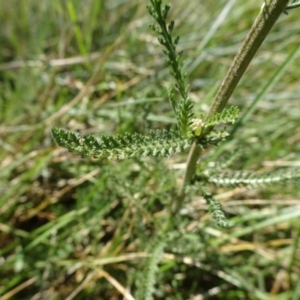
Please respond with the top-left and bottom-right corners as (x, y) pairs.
(173, 0), (289, 215)
(205, 0), (289, 120)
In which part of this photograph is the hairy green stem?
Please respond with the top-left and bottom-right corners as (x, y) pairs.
(205, 0), (289, 120)
(172, 142), (201, 215)
(174, 0), (289, 214)
(207, 0), (289, 119)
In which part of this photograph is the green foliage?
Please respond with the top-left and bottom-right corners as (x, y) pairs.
(51, 0), (200, 160)
(205, 106), (240, 128)
(147, 0), (194, 137)
(207, 168), (300, 188)
(189, 106), (239, 137)
(203, 192), (231, 228)
(51, 0), (240, 167)
(2, 0), (300, 299)
(51, 127), (191, 159)
(135, 237), (166, 300)
(51, 125), (231, 160)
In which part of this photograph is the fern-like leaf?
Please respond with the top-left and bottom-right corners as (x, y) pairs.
(205, 106), (239, 127)
(203, 192), (232, 228)
(177, 97), (194, 136)
(189, 106), (239, 138)
(148, 0), (194, 137)
(135, 237), (165, 300)
(208, 168), (300, 188)
(51, 127), (191, 160)
(168, 87), (194, 135)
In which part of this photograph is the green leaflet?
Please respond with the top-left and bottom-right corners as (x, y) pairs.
(208, 169), (300, 188)
(51, 126), (230, 160)
(51, 127), (192, 160)
(203, 192), (232, 229)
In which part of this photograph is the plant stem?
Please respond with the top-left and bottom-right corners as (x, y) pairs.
(205, 0), (289, 121)
(173, 0), (289, 214)
(172, 142), (201, 215)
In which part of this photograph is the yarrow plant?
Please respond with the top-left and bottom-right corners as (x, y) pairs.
(52, 0), (300, 223)
(52, 0), (299, 226)
(51, 1), (300, 298)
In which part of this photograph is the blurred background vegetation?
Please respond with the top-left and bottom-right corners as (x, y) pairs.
(0, 0), (300, 299)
